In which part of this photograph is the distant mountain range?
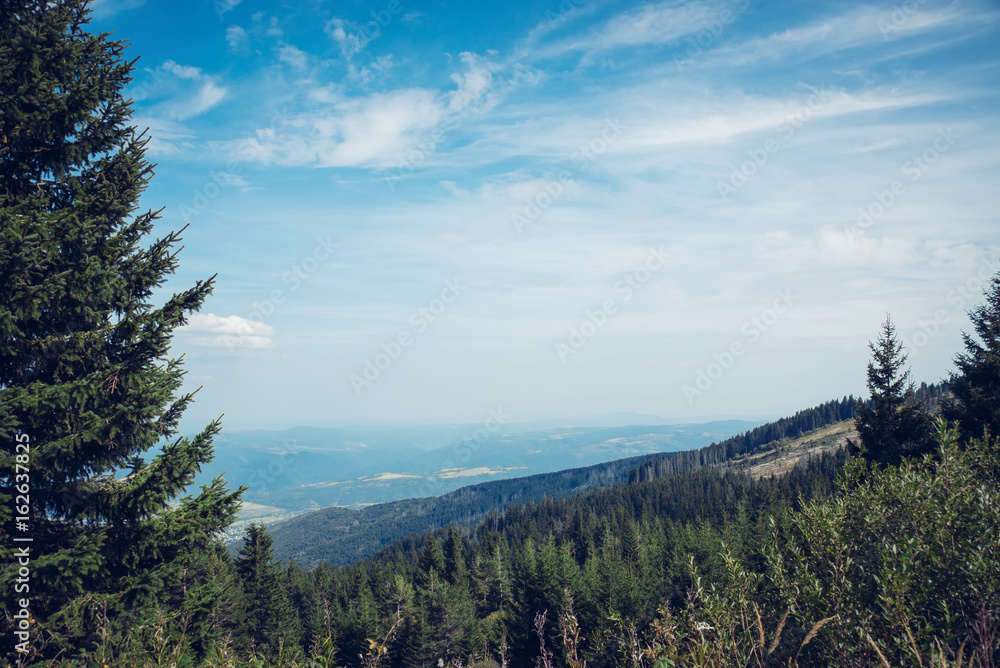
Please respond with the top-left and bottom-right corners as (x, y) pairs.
(265, 396), (861, 567)
(196, 418), (759, 535)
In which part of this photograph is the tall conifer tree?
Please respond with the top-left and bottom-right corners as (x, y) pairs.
(944, 265), (1000, 440)
(0, 0), (241, 660)
(853, 316), (933, 465)
(234, 523), (298, 654)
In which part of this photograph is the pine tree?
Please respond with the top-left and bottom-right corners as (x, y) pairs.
(234, 523), (298, 654)
(0, 1), (242, 661)
(944, 265), (1000, 440)
(443, 525), (468, 586)
(416, 535), (445, 590)
(853, 316), (934, 466)
(286, 559), (323, 650)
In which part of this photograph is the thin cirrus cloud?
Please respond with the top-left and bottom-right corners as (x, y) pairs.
(703, 3), (996, 68)
(178, 314), (274, 349)
(532, 0), (734, 59)
(134, 60), (228, 123)
(219, 52), (517, 170)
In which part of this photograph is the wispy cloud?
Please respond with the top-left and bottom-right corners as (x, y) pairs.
(215, 0), (244, 17)
(706, 4), (994, 67)
(533, 0), (738, 60)
(226, 25), (248, 51)
(227, 88), (442, 168)
(846, 138), (903, 153)
(219, 52), (530, 169)
(130, 116), (194, 156)
(178, 314), (274, 349)
(171, 81), (227, 121)
(145, 61), (228, 121)
(278, 44), (309, 70)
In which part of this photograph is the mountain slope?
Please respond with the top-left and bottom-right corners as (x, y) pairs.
(204, 420), (756, 520)
(267, 451), (664, 567)
(269, 396), (859, 567)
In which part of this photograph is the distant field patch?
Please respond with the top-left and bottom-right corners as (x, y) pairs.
(438, 466), (528, 479)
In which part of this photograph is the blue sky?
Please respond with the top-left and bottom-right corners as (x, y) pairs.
(90, 0), (1000, 430)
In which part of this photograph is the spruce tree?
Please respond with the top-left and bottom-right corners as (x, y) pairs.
(443, 525), (468, 586)
(944, 265), (1000, 440)
(0, 0), (241, 661)
(853, 316), (934, 465)
(234, 523), (298, 654)
(416, 535), (445, 590)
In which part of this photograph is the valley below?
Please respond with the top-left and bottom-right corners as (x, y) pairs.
(201, 417), (759, 542)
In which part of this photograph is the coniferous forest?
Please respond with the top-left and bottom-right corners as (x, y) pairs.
(2, 2), (999, 667)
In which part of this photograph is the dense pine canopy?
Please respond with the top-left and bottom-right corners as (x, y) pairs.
(852, 316), (934, 465)
(0, 0), (242, 661)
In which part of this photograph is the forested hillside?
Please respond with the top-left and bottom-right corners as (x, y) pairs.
(230, 368), (996, 668)
(273, 450), (849, 667)
(270, 395), (863, 567)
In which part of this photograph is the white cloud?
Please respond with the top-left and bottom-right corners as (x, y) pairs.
(163, 60), (202, 80)
(266, 16), (283, 37)
(154, 62), (227, 120)
(221, 52), (527, 169)
(171, 81), (227, 120)
(235, 88), (443, 168)
(214, 0), (243, 17)
(279, 44), (309, 70)
(179, 314), (274, 349)
(536, 0), (731, 59)
(226, 25), (248, 51)
(447, 52), (502, 113)
(327, 18), (371, 60)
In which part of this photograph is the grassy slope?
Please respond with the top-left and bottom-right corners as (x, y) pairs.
(725, 418), (855, 479)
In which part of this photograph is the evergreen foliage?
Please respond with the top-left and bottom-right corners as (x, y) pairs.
(0, 1), (242, 662)
(270, 393), (868, 568)
(234, 523), (300, 655)
(852, 316), (934, 465)
(944, 264), (1000, 440)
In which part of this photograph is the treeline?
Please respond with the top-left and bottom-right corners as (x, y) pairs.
(228, 449), (849, 667)
(629, 396), (858, 482)
(272, 392), (882, 568)
(270, 451), (668, 568)
(217, 336), (997, 667)
(629, 382), (948, 484)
